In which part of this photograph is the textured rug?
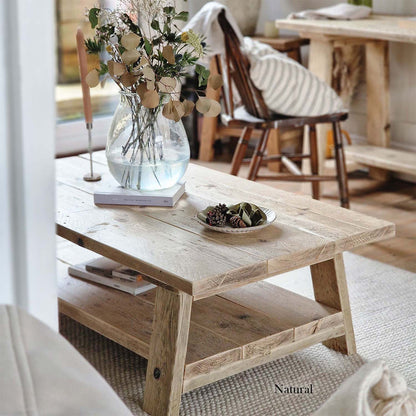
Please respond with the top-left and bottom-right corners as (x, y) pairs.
(60, 253), (416, 416)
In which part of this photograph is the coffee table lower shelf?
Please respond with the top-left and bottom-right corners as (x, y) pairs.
(57, 258), (345, 393)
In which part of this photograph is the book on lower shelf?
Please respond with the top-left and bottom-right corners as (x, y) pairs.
(93, 180), (185, 207)
(68, 257), (156, 295)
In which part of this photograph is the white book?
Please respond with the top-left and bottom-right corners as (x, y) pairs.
(94, 181), (185, 207)
(85, 257), (139, 282)
(112, 266), (141, 282)
(68, 260), (156, 296)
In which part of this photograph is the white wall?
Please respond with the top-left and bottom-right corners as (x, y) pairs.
(257, 0), (416, 31)
(0, 0), (14, 307)
(0, 0), (58, 329)
(189, 0), (345, 31)
(191, 0), (416, 34)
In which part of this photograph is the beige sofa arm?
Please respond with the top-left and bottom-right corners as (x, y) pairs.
(0, 305), (133, 416)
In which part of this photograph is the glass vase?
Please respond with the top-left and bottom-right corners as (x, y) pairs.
(106, 91), (190, 191)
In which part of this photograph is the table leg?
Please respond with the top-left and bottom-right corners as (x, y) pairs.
(304, 38), (335, 178)
(301, 38), (335, 197)
(366, 40), (390, 181)
(310, 254), (356, 355)
(143, 287), (192, 416)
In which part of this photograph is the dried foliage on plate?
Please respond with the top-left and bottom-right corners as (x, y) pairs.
(197, 202), (267, 228)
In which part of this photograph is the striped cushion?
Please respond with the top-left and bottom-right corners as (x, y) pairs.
(244, 38), (344, 117)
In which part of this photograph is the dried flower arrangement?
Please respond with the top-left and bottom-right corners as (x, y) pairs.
(84, 0), (222, 120)
(83, 0), (223, 190)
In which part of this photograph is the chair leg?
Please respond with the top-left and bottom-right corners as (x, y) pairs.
(333, 122), (350, 209)
(248, 129), (270, 181)
(266, 128), (281, 172)
(230, 126), (253, 176)
(288, 47), (301, 64)
(309, 125), (320, 200)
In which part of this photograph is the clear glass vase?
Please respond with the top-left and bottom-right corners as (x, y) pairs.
(106, 91), (190, 191)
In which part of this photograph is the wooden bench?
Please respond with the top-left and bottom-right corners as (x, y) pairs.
(345, 145), (416, 177)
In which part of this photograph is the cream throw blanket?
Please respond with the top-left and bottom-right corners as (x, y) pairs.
(183, 2), (242, 64)
(184, 2), (343, 117)
(314, 360), (416, 416)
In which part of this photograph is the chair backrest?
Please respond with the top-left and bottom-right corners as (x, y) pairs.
(217, 10), (270, 120)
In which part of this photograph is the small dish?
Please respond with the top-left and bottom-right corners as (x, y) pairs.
(196, 207), (276, 234)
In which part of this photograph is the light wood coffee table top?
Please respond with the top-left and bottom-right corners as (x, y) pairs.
(57, 152), (394, 299)
(56, 153), (394, 415)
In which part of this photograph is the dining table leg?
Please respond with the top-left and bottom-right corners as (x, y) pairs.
(302, 37), (335, 196)
(306, 35), (391, 185)
(365, 40), (391, 181)
(143, 287), (193, 416)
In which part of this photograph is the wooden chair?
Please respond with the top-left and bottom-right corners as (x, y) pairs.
(198, 36), (309, 164)
(217, 10), (350, 208)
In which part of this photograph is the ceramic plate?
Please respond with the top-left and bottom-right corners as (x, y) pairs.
(196, 207), (276, 234)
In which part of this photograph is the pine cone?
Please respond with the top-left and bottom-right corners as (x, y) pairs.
(214, 203), (228, 215)
(206, 206), (227, 227)
(230, 215), (246, 228)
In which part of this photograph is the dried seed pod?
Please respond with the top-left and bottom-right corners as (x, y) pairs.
(206, 206), (227, 227)
(230, 215), (246, 228)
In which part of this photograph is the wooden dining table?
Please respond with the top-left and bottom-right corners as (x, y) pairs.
(275, 14), (416, 180)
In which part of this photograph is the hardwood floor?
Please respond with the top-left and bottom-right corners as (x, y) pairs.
(194, 159), (416, 273)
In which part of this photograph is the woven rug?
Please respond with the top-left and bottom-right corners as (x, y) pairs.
(60, 252), (416, 416)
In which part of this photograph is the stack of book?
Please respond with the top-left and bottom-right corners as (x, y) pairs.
(94, 181), (185, 207)
(68, 257), (156, 295)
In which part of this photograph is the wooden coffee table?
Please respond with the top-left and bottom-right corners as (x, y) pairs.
(56, 153), (395, 416)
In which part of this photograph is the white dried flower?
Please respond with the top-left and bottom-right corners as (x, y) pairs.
(109, 34), (119, 44)
(183, 30), (204, 58)
(117, 0), (174, 21)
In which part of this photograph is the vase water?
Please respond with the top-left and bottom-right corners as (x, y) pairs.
(106, 92), (190, 191)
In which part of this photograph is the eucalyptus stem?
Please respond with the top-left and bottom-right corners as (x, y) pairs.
(119, 98), (163, 190)
(137, 136), (144, 189)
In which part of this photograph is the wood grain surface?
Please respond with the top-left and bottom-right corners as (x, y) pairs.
(275, 15), (416, 45)
(57, 240), (346, 394)
(56, 154), (395, 297)
(345, 145), (416, 176)
(143, 287), (192, 416)
(310, 254), (356, 355)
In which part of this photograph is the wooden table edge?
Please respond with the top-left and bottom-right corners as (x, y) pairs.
(56, 223), (195, 295)
(57, 220), (396, 300)
(182, 323), (346, 393)
(275, 17), (416, 44)
(192, 222), (395, 299)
